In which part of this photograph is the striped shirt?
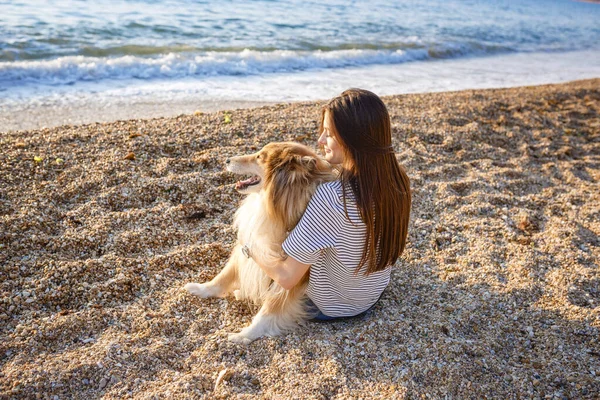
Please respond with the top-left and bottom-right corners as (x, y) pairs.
(282, 180), (391, 317)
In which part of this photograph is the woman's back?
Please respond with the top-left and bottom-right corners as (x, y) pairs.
(283, 180), (392, 318)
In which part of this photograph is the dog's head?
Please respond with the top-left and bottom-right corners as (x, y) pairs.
(226, 142), (331, 194)
(226, 142), (334, 227)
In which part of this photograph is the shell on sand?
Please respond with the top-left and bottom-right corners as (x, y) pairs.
(0, 79), (599, 399)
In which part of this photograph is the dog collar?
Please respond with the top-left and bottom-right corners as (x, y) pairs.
(241, 244), (251, 259)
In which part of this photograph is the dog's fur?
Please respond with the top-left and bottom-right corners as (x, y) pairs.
(184, 142), (335, 343)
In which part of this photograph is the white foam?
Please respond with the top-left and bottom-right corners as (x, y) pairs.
(1, 44), (504, 87)
(2, 49), (599, 132)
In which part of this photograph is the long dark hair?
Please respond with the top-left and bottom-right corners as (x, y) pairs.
(320, 88), (411, 275)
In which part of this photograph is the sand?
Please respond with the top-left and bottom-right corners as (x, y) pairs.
(1, 79), (599, 399)
(0, 98), (275, 134)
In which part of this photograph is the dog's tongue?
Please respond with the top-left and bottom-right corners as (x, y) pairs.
(235, 176), (260, 189)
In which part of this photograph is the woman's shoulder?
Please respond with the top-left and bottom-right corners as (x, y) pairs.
(308, 181), (344, 214)
(314, 180), (359, 217)
(317, 180), (343, 195)
(315, 180), (344, 205)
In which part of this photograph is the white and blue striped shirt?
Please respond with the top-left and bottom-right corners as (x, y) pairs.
(282, 180), (391, 317)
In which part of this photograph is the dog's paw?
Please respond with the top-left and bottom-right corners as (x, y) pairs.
(233, 289), (242, 300)
(227, 332), (253, 345)
(184, 282), (219, 298)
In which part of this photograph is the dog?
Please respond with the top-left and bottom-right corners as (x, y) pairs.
(184, 142), (335, 343)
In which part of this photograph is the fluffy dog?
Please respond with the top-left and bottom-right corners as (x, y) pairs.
(184, 142), (335, 343)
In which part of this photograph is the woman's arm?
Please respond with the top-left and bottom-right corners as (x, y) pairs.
(245, 184), (340, 290)
(246, 246), (310, 290)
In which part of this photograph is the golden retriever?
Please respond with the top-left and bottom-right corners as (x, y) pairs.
(184, 142), (335, 343)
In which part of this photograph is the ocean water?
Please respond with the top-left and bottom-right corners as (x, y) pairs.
(1, 0), (600, 130)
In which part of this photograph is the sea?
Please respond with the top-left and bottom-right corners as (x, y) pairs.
(1, 0), (600, 130)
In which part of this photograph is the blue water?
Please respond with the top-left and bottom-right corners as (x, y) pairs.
(1, 0), (599, 86)
(1, 0), (599, 131)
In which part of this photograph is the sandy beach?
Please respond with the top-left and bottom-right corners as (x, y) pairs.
(1, 79), (599, 399)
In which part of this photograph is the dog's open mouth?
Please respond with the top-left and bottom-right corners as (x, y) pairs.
(235, 176), (261, 190)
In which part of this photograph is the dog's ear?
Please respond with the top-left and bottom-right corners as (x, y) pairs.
(277, 155), (316, 175)
(300, 156), (317, 171)
(265, 155), (313, 229)
(302, 155), (332, 174)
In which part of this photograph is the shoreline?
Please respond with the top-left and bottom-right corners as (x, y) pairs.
(1, 79), (599, 399)
(3, 48), (600, 133)
(0, 97), (275, 135)
(2, 77), (598, 135)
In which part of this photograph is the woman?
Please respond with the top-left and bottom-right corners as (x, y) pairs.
(251, 88), (411, 320)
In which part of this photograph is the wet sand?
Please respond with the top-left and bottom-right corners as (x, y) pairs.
(1, 79), (599, 399)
